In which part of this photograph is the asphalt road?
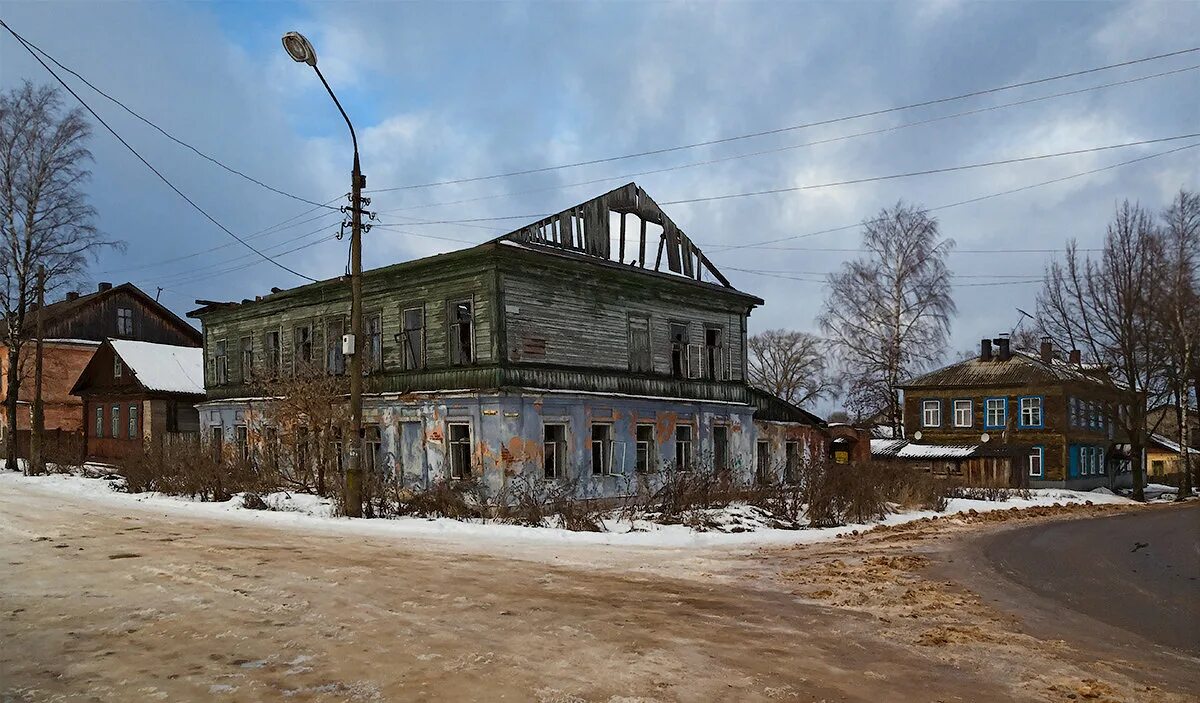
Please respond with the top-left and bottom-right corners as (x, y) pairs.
(974, 503), (1200, 655)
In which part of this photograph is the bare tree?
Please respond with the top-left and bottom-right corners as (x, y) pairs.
(1, 82), (117, 470)
(1156, 190), (1199, 498)
(747, 329), (837, 407)
(1037, 201), (1163, 501)
(818, 202), (955, 431)
(252, 366), (350, 497)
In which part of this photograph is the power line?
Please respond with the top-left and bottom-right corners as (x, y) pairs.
(1, 19), (319, 283)
(9, 23), (339, 212)
(708, 141), (1200, 251)
(366, 46), (1200, 193)
(727, 267), (1044, 287)
(381, 135), (1200, 225)
(375, 63), (1199, 217)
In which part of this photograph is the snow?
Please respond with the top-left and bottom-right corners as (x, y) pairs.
(0, 471), (1134, 550)
(109, 340), (204, 395)
(897, 443), (978, 458)
(1149, 433), (1200, 455)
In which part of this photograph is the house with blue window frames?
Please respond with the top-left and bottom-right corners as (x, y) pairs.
(897, 335), (1129, 490)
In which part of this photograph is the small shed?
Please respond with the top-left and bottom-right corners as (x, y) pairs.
(70, 339), (205, 461)
(871, 439), (1024, 487)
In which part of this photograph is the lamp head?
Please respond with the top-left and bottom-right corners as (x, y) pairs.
(282, 31), (317, 67)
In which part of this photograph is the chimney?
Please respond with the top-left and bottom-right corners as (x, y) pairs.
(97, 282), (112, 292)
(980, 338), (993, 362)
(1069, 349), (1081, 365)
(995, 334), (1011, 361)
(66, 291), (79, 301)
(1040, 337), (1053, 363)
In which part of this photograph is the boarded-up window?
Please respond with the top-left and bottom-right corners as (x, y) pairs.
(713, 425), (729, 474)
(211, 426), (223, 462)
(756, 440), (770, 485)
(448, 300), (473, 365)
(401, 306), (425, 370)
(448, 422), (471, 479)
(785, 441), (800, 484)
(628, 316), (652, 373)
(325, 318), (345, 375)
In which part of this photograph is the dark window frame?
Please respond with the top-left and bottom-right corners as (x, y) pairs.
(448, 299), (474, 366)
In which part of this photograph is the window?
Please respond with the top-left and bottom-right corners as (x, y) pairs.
(1019, 396), (1043, 429)
(401, 306), (425, 370)
(635, 424), (655, 473)
(1151, 459), (1165, 475)
(712, 425), (729, 475)
(669, 323), (688, 378)
(591, 423), (613, 476)
(263, 329), (281, 377)
(367, 313), (383, 373)
(214, 340), (228, 385)
(94, 405), (104, 438)
(264, 427), (280, 473)
(116, 307), (132, 336)
(239, 336), (253, 381)
(704, 327), (723, 381)
(628, 316), (652, 373)
(447, 422), (471, 479)
(235, 426), (248, 461)
(922, 400), (942, 428)
(293, 324), (313, 372)
(128, 404), (139, 439)
(675, 424), (693, 470)
(364, 426), (383, 473)
(1069, 397), (1080, 427)
(211, 426), (224, 462)
(544, 424), (567, 480)
(1097, 447), (1105, 476)
(1028, 446), (1044, 478)
(1089, 402), (1099, 430)
(984, 397), (1007, 429)
(756, 440), (770, 485)
(785, 441), (801, 484)
(113, 354), (122, 378)
(953, 399), (972, 428)
(325, 318), (345, 375)
(448, 300), (473, 365)
(110, 405), (120, 438)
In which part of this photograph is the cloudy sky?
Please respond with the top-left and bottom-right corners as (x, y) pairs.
(2, 1), (1197, 365)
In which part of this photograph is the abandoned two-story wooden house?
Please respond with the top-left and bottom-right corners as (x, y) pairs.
(189, 184), (835, 499)
(896, 336), (1130, 489)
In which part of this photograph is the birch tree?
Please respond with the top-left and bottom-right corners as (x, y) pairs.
(1156, 190), (1199, 498)
(818, 203), (955, 430)
(747, 329), (837, 407)
(1037, 201), (1163, 501)
(1, 82), (115, 470)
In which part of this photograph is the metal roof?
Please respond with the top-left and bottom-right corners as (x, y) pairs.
(901, 351), (1108, 389)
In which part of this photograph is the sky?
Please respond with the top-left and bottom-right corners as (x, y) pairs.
(1, 0), (1197, 396)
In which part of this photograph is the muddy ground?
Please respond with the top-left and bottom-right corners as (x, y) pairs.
(1, 480), (1195, 702)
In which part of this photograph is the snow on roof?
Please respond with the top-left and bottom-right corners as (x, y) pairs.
(1149, 433), (1200, 455)
(871, 439), (981, 459)
(109, 340), (204, 395)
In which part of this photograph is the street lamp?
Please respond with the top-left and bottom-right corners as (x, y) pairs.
(283, 30), (366, 517)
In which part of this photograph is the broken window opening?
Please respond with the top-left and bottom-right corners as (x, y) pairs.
(543, 423), (567, 480)
(325, 318), (346, 375)
(239, 336), (253, 381)
(263, 329), (281, 378)
(591, 423), (613, 476)
(400, 306), (425, 370)
(235, 425), (249, 462)
(635, 423), (656, 473)
(756, 440), (771, 486)
(116, 307), (133, 336)
(704, 327), (723, 381)
(213, 339), (228, 385)
(293, 323), (313, 373)
(670, 323), (689, 378)
(364, 426), (383, 474)
(367, 312), (384, 373)
(448, 300), (473, 366)
(447, 422), (472, 479)
(675, 424), (693, 471)
(712, 425), (729, 476)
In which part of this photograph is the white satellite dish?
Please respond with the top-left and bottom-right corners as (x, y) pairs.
(980, 433), (991, 443)
(913, 431), (922, 441)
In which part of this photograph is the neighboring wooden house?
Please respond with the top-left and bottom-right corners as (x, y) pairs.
(188, 183), (832, 499)
(898, 336), (1129, 489)
(70, 340), (204, 461)
(1147, 403), (1199, 450)
(1146, 433), (1198, 480)
(0, 282), (202, 458)
(871, 439), (1021, 486)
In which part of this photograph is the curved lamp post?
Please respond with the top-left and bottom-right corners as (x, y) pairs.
(283, 31), (365, 517)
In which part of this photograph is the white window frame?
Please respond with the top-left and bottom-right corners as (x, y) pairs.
(922, 400), (942, 428)
(675, 424), (693, 470)
(113, 355), (122, 378)
(635, 423), (656, 473)
(1019, 396), (1043, 428)
(1028, 446), (1044, 478)
(591, 423), (613, 476)
(952, 399), (972, 428)
(984, 397), (1007, 429)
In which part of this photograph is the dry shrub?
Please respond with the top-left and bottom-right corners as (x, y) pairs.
(117, 437), (274, 502)
(793, 459), (950, 528)
(496, 475), (606, 531)
(944, 484), (1029, 502)
(644, 465), (738, 521)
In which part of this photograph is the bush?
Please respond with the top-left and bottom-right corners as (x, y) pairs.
(117, 438), (272, 502)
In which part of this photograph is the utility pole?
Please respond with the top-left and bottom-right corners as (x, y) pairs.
(29, 265), (45, 476)
(283, 31), (372, 517)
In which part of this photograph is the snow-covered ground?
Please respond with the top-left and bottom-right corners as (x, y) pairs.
(0, 470), (1134, 549)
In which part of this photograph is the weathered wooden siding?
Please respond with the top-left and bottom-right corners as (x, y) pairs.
(48, 289), (199, 346)
(499, 261), (749, 379)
